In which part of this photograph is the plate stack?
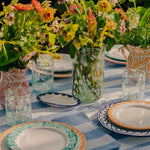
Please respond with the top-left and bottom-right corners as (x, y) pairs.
(105, 45), (128, 65)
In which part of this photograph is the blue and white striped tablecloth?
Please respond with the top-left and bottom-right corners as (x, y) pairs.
(1, 60), (150, 150)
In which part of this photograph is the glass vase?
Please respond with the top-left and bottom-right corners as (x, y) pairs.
(72, 46), (105, 103)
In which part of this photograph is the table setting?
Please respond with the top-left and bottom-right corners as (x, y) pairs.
(0, 0), (150, 149)
(1, 58), (150, 150)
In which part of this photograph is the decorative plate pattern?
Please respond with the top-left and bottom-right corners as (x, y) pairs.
(36, 92), (81, 108)
(108, 100), (150, 130)
(0, 121), (86, 150)
(7, 122), (78, 150)
(98, 100), (150, 136)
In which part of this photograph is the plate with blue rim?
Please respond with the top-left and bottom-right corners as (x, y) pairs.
(7, 121), (79, 150)
(98, 99), (150, 136)
(36, 92), (81, 108)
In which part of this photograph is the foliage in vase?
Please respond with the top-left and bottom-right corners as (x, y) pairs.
(114, 0), (150, 48)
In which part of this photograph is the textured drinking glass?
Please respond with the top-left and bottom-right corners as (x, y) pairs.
(5, 86), (32, 126)
(32, 55), (54, 94)
(121, 69), (145, 100)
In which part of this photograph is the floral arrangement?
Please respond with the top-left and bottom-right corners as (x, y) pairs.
(52, 0), (120, 101)
(0, 0), (61, 72)
(54, 0), (119, 58)
(114, 0), (150, 48)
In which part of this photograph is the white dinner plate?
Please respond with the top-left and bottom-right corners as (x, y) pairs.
(0, 121), (86, 150)
(105, 56), (126, 65)
(53, 53), (73, 73)
(36, 92), (81, 108)
(108, 100), (150, 130)
(98, 99), (150, 136)
(105, 44), (129, 62)
(6, 121), (86, 150)
(27, 53), (73, 78)
(105, 45), (127, 62)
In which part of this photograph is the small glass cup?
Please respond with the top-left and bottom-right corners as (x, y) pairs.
(5, 86), (32, 126)
(121, 69), (145, 100)
(32, 54), (54, 94)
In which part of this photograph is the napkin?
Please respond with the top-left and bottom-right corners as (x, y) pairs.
(52, 111), (121, 150)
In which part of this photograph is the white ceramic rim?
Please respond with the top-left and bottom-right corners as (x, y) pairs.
(108, 100), (150, 130)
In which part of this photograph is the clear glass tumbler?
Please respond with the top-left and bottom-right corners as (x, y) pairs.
(121, 69), (145, 100)
(32, 54), (54, 94)
(5, 85), (32, 126)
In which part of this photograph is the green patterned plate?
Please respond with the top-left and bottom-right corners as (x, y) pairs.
(7, 121), (78, 150)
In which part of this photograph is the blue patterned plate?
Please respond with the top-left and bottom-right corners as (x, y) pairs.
(98, 100), (150, 136)
(37, 92), (81, 108)
(7, 121), (78, 150)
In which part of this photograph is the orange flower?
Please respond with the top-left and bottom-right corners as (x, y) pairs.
(115, 8), (128, 21)
(14, 4), (34, 11)
(31, 0), (42, 13)
(40, 7), (56, 22)
(86, 8), (97, 32)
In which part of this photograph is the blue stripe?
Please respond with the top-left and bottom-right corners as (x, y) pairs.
(0, 109), (5, 117)
(90, 141), (120, 150)
(53, 83), (72, 92)
(83, 128), (106, 140)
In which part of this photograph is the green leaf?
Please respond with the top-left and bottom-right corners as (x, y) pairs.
(136, 6), (146, 18)
(118, 0), (127, 4)
(0, 11), (4, 17)
(104, 37), (115, 50)
(129, 0), (134, 2)
(85, 0), (97, 13)
(0, 43), (20, 68)
(48, 33), (56, 45)
(136, 7), (146, 13)
(113, 12), (120, 21)
(58, 35), (68, 47)
(69, 43), (77, 59)
(139, 7), (150, 26)
(11, 0), (19, 5)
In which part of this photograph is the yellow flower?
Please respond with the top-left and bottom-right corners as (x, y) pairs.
(41, 7), (56, 23)
(53, 53), (62, 60)
(97, 0), (112, 12)
(63, 24), (78, 42)
(61, 11), (71, 20)
(106, 19), (117, 30)
(73, 39), (81, 50)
